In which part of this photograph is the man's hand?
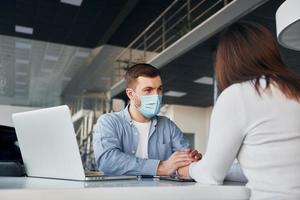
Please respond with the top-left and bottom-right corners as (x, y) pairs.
(156, 148), (202, 176)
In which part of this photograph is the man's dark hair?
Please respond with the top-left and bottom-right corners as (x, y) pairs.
(125, 63), (161, 88)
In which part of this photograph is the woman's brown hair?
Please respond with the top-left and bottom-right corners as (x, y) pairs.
(216, 21), (300, 101)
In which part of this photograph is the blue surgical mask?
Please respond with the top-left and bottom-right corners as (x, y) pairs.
(136, 95), (163, 118)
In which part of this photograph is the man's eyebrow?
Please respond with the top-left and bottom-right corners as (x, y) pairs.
(142, 85), (163, 90)
(142, 86), (154, 90)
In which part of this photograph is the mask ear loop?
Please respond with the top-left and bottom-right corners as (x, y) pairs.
(154, 96), (160, 113)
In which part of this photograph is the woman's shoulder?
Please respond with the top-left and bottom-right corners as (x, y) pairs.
(223, 80), (256, 94)
(217, 81), (256, 107)
(220, 81), (248, 97)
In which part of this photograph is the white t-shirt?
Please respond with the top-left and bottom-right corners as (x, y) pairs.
(189, 79), (300, 200)
(133, 120), (151, 159)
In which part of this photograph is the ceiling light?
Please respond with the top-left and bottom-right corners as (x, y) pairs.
(16, 72), (28, 76)
(0, 78), (7, 92)
(100, 77), (111, 81)
(41, 69), (52, 73)
(16, 59), (29, 64)
(15, 42), (32, 49)
(16, 81), (26, 85)
(44, 55), (59, 61)
(36, 87), (45, 91)
(15, 25), (34, 35)
(164, 91), (187, 97)
(276, 0), (300, 51)
(194, 76), (214, 85)
(75, 51), (89, 58)
(15, 88), (25, 93)
(60, 0), (83, 6)
(15, 94), (26, 98)
(63, 77), (72, 81)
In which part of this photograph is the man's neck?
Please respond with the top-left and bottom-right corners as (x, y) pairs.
(129, 104), (151, 123)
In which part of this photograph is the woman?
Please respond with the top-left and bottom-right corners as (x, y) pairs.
(178, 21), (300, 199)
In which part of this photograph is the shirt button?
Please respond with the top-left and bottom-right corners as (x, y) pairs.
(132, 150), (135, 154)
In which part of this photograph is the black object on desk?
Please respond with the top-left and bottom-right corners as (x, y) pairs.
(0, 161), (25, 176)
(141, 175), (195, 182)
(0, 125), (25, 176)
(159, 175), (195, 182)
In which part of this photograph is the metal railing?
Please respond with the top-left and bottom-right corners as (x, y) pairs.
(73, 109), (96, 170)
(65, 92), (111, 116)
(64, 93), (112, 170)
(114, 0), (233, 84)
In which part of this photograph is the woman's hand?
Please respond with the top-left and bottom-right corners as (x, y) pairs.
(189, 149), (202, 161)
(177, 150), (202, 178)
(177, 165), (191, 178)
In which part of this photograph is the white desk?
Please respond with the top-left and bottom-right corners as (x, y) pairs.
(0, 177), (250, 200)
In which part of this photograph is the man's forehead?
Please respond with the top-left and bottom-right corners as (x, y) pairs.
(136, 76), (162, 87)
(137, 76), (161, 84)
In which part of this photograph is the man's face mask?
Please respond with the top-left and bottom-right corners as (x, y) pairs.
(133, 92), (163, 118)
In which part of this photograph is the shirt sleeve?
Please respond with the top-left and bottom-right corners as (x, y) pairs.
(189, 85), (247, 184)
(93, 114), (160, 176)
(168, 118), (191, 151)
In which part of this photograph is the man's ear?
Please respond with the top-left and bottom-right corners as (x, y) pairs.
(126, 88), (134, 101)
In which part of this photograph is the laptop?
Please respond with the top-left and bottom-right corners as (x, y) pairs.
(12, 105), (136, 181)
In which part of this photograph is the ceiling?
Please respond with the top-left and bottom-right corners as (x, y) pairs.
(2, 0), (127, 48)
(1, 0), (300, 108)
(0, 0), (174, 107)
(0, 0), (173, 48)
(0, 35), (90, 106)
(114, 0), (300, 107)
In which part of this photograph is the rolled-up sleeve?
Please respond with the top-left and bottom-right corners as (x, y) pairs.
(93, 114), (160, 176)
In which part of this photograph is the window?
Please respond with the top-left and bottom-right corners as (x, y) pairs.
(183, 133), (195, 149)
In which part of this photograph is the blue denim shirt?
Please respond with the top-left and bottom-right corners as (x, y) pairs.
(93, 105), (190, 176)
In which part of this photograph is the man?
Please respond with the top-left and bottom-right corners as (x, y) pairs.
(93, 63), (201, 176)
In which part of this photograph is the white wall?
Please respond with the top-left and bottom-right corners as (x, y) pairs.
(0, 105), (40, 127)
(112, 99), (126, 112)
(160, 104), (213, 153)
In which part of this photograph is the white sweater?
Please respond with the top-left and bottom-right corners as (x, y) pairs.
(189, 79), (300, 200)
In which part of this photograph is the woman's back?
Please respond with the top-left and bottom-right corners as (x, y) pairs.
(186, 21), (300, 200)
(237, 79), (300, 198)
(189, 78), (300, 199)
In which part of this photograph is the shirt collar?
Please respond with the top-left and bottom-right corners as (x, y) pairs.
(123, 104), (157, 127)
